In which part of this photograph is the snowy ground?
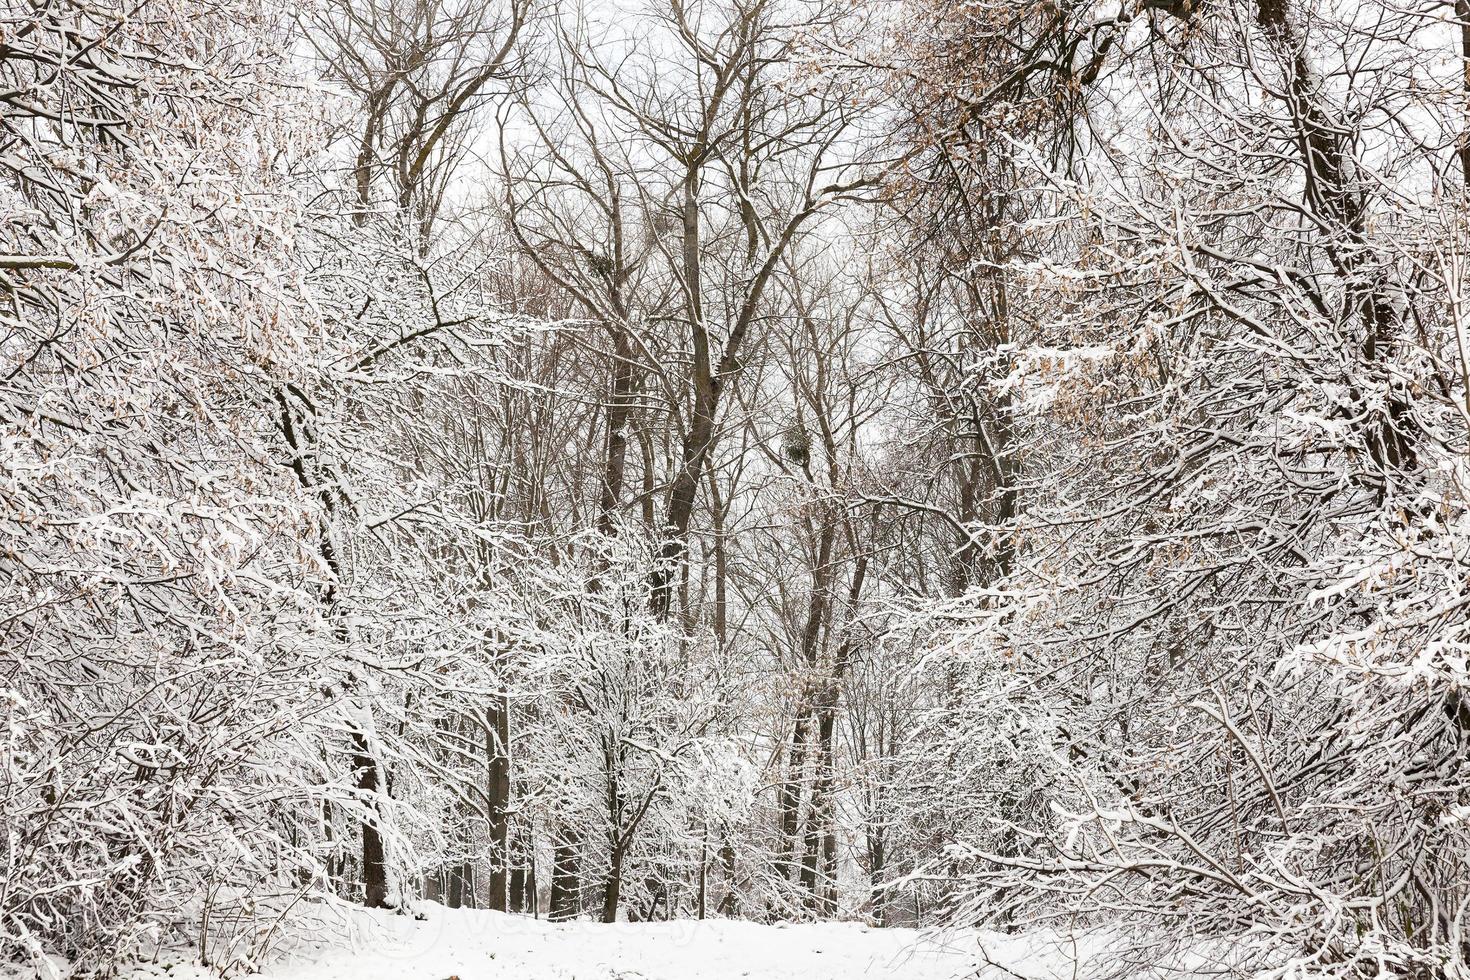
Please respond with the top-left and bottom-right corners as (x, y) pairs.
(117, 905), (1083, 980)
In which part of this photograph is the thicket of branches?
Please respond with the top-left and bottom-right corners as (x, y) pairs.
(5, 0), (1470, 977)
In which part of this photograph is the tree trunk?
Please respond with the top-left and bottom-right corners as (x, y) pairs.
(601, 849), (623, 923)
(717, 843), (737, 916)
(549, 829), (580, 921)
(637, 427), (657, 529)
(1459, 0), (1470, 184)
(486, 698), (511, 912)
(528, 861), (538, 917)
(869, 833), (887, 926)
(277, 390), (390, 912)
(697, 828), (708, 920)
(598, 330), (634, 532)
(803, 555), (866, 908)
(352, 730), (390, 908)
(801, 694), (839, 907)
(708, 469), (729, 644)
(509, 867), (527, 914)
(446, 862), (465, 909)
(798, 811), (821, 901)
(651, 169), (711, 618)
(778, 519), (838, 880)
(651, 392), (717, 618)
(777, 706), (812, 881)
(801, 695), (839, 905)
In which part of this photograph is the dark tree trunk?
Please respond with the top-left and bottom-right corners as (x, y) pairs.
(717, 843), (737, 916)
(646, 141), (829, 619)
(708, 469), (729, 644)
(801, 694), (838, 907)
(697, 828), (708, 920)
(446, 862), (465, 909)
(601, 850), (623, 923)
(778, 519), (838, 881)
(803, 556), (866, 908)
(277, 390), (390, 912)
(820, 827), (838, 915)
(549, 830), (580, 921)
(486, 698), (511, 912)
(651, 393), (717, 618)
(637, 428), (657, 528)
(509, 866), (528, 913)
(599, 331), (634, 532)
(800, 697), (839, 904)
(1459, 0), (1470, 184)
(798, 816), (821, 900)
(352, 730), (390, 908)
(777, 706), (812, 881)
(869, 834), (887, 926)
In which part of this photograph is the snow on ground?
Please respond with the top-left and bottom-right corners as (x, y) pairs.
(121, 905), (1081, 980)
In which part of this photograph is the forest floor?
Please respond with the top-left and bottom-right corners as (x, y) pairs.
(116, 905), (1079, 980)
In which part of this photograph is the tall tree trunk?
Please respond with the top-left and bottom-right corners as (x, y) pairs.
(486, 698), (511, 912)
(509, 867), (527, 914)
(446, 862), (465, 909)
(777, 706), (813, 882)
(511, 805), (534, 913)
(697, 826), (708, 920)
(549, 829), (580, 921)
(717, 843), (737, 916)
(637, 427), (657, 529)
(509, 822), (532, 914)
(802, 555), (866, 907)
(708, 468), (729, 643)
(277, 390), (391, 910)
(820, 824), (838, 916)
(352, 729), (390, 908)
(800, 693), (841, 905)
(651, 167), (710, 619)
(778, 519), (838, 879)
(804, 704), (838, 913)
(601, 848), (623, 923)
(868, 829), (887, 926)
(798, 796), (822, 900)
(599, 330), (634, 532)
(651, 383), (718, 617)
(1460, 0), (1470, 184)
